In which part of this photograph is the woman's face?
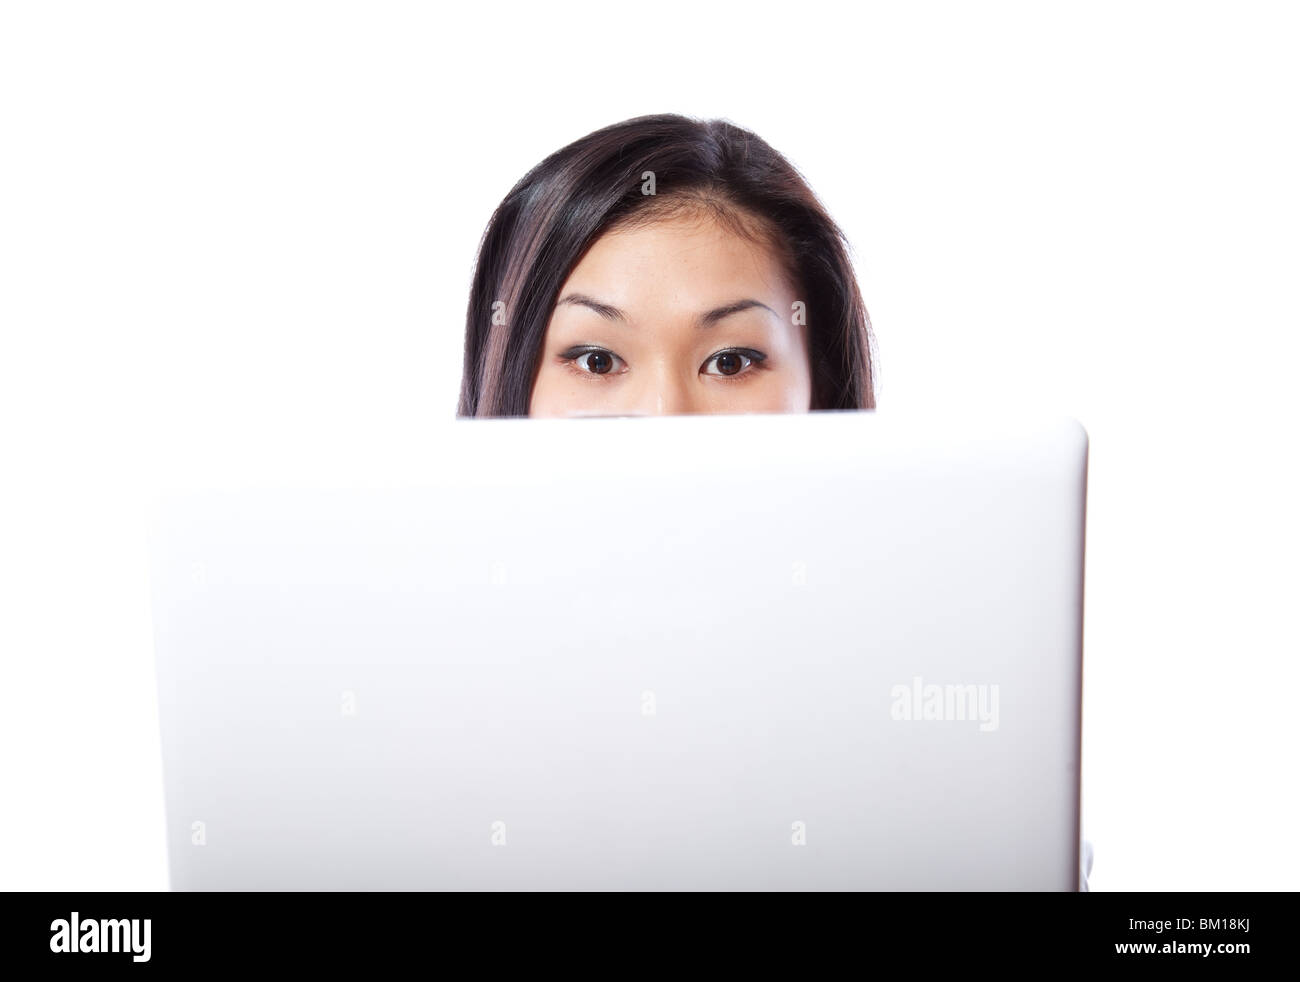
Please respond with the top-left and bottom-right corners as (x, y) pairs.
(528, 211), (812, 417)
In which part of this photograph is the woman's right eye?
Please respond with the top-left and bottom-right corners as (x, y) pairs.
(566, 348), (624, 376)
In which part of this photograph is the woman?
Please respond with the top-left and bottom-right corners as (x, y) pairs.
(456, 113), (1094, 891)
(458, 113), (877, 417)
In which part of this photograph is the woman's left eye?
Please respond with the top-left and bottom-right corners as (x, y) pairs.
(701, 349), (764, 377)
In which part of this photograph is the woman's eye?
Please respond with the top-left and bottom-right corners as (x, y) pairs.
(571, 349), (622, 375)
(702, 349), (763, 377)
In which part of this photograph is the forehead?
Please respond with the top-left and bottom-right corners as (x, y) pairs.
(558, 211), (797, 311)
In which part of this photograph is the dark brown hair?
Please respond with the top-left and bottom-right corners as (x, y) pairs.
(458, 113), (876, 415)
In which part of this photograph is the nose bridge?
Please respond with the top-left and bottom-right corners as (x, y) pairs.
(632, 356), (693, 416)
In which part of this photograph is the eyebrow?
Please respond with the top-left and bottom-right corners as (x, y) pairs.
(556, 293), (780, 327)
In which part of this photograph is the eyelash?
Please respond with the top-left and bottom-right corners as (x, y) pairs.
(558, 345), (768, 381)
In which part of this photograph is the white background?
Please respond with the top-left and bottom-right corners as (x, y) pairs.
(1, 0), (1296, 891)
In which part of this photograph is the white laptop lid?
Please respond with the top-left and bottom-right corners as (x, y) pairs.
(148, 409), (1087, 890)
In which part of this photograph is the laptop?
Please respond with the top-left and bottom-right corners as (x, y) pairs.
(147, 409), (1088, 890)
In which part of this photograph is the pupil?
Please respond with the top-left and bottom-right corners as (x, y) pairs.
(716, 353), (741, 375)
(588, 351), (612, 374)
